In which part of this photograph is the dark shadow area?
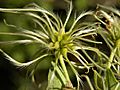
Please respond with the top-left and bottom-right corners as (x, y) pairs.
(0, 51), (19, 90)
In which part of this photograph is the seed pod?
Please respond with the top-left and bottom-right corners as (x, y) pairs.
(95, 9), (114, 30)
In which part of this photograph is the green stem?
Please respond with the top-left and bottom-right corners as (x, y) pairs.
(107, 47), (117, 69)
(51, 61), (66, 86)
(65, 56), (80, 90)
(59, 54), (72, 87)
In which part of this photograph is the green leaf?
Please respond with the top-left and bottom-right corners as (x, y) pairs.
(93, 70), (104, 90)
(47, 69), (63, 90)
(106, 69), (120, 90)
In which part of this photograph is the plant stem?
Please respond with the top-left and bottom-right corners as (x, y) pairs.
(59, 54), (72, 87)
(51, 61), (66, 86)
(107, 47), (117, 69)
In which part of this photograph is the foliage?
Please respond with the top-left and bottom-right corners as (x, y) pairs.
(0, 1), (120, 90)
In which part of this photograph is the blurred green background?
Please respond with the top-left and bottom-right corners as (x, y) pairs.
(0, 0), (120, 90)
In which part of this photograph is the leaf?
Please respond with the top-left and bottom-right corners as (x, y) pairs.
(93, 70), (104, 90)
(106, 69), (120, 90)
(47, 69), (63, 90)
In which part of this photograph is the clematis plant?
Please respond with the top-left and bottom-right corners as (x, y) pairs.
(0, 1), (118, 90)
(90, 4), (120, 90)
